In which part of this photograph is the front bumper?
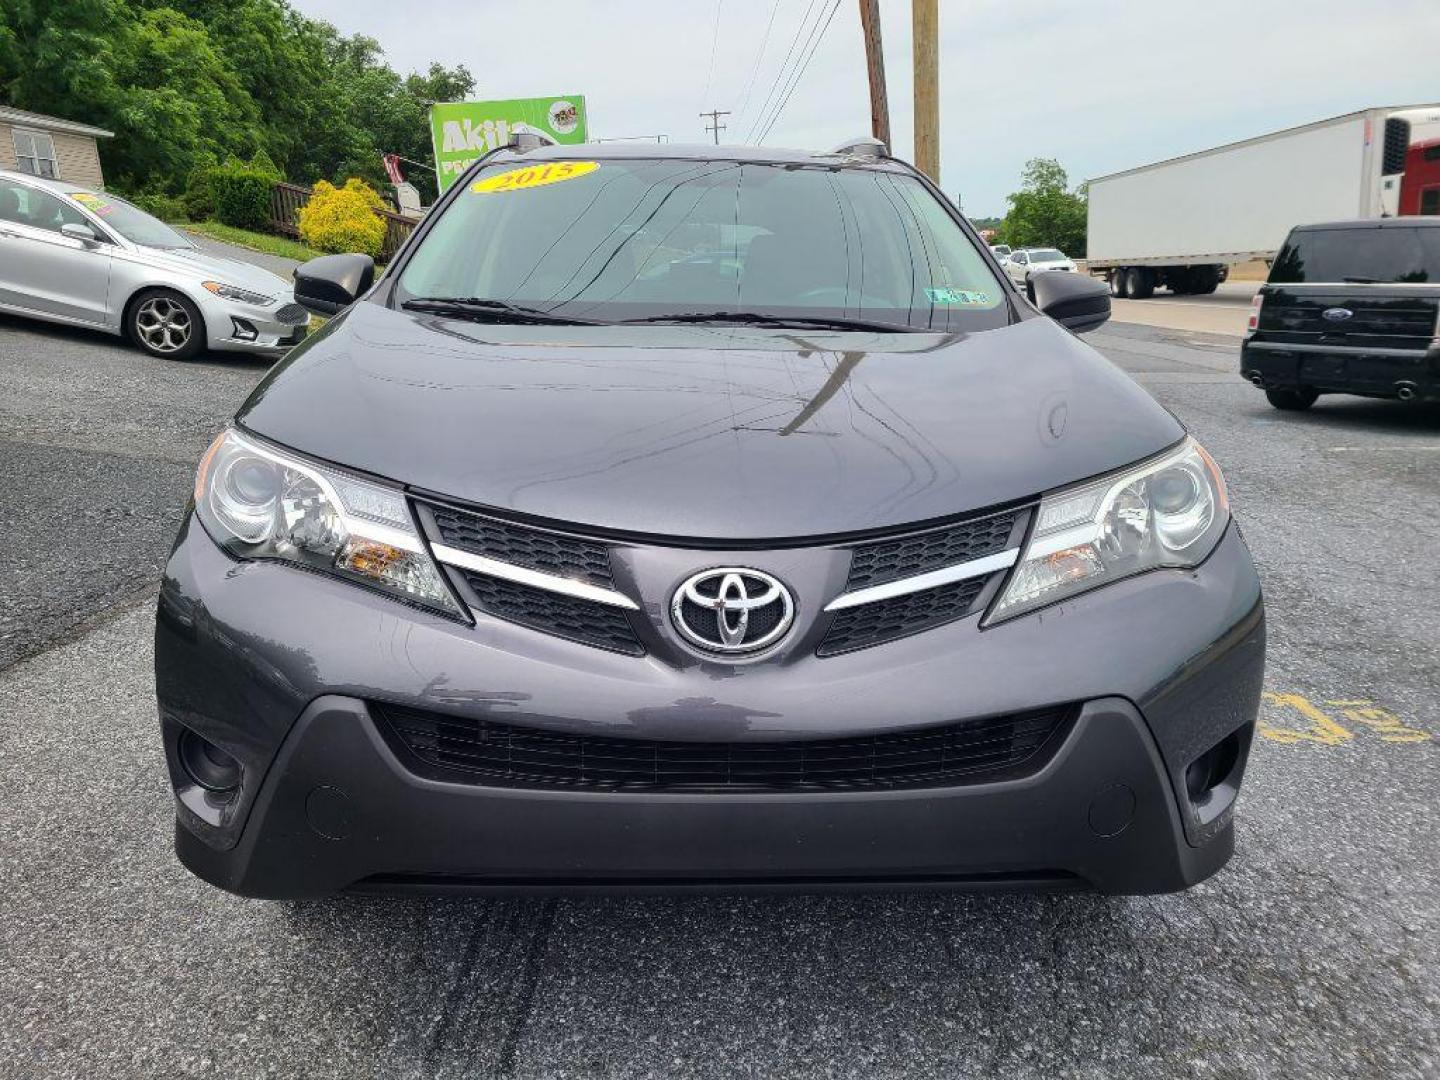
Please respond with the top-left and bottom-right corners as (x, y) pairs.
(1242, 338), (1440, 401)
(199, 296), (309, 355)
(156, 515), (1265, 898)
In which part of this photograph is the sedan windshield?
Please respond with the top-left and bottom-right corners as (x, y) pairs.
(1028, 249), (1065, 262)
(66, 191), (192, 248)
(398, 158), (1010, 331)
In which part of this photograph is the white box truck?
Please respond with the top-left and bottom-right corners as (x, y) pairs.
(1087, 105), (1440, 299)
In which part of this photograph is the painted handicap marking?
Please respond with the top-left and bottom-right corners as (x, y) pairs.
(1258, 692), (1432, 747)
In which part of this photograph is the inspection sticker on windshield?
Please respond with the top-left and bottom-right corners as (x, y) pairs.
(925, 287), (990, 305)
(472, 161), (599, 194)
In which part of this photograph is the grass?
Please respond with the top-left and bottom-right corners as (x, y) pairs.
(183, 220), (325, 264)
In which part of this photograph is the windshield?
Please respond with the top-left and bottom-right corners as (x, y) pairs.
(1270, 227), (1440, 284)
(1028, 249), (1065, 262)
(66, 192), (192, 248)
(398, 158), (1009, 331)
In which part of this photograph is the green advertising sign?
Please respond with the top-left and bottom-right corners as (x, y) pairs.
(429, 96), (588, 192)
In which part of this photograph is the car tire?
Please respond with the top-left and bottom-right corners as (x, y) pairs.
(1265, 388), (1319, 411)
(128, 289), (205, 361)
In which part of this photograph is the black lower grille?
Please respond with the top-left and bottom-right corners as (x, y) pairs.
(275, 302), (310, 325)
(818, 576), (989, 656)
(374, 701), (1073, 792)
(461, 572), (644, 656)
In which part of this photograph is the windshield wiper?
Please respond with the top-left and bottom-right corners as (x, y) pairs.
(402, 297), (603, 325)
(619, 310), (920, 332)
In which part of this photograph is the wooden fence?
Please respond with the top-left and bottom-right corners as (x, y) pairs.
(269, 181), (418, 261)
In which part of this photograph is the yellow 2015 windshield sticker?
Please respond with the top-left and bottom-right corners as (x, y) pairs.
(473, 161), (599, 194)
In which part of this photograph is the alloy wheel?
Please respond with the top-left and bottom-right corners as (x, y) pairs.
(134, 296), (193, 354)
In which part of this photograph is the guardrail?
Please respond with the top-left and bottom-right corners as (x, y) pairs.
(269, 181), (418, 261)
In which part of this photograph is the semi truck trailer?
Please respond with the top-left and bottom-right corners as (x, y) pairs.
(1087, 105), (1440, 299)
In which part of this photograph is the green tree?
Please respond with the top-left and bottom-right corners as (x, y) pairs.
(0, 0), (473, 203)
(997, 157), (1088, 256)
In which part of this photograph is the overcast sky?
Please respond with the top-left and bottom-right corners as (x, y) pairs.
(293, 0), (1440, 217)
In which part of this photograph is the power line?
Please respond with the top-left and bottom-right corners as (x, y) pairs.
(700, 0), (724, 108)
(745, 0), (823, 142)
(751, 0), (840, 143)
(756, 0), (842, 143)
(735, 0), (784, 125)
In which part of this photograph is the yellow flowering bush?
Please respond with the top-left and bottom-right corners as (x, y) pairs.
(297, 179), (386, 258)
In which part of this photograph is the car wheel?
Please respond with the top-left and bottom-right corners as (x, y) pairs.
(129, 289), (205, 361)
(1265, 388), (1319, 411)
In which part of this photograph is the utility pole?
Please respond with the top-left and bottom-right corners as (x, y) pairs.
(700, 109), (731, 145)
(912, 0), (939, 183)
(858, 0), (890, 148)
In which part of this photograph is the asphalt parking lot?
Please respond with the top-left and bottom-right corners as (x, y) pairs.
(1, 274), (1436, 1078)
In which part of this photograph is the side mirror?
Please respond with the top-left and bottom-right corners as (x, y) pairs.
(1031, 271), (1111, 333)
(61, 222), (100, 245)
(293, 253), (375, 315)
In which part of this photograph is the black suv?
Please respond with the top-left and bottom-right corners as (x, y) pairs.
(1242, 218), (1440, 409)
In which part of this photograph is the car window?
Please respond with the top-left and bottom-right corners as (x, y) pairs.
(1029, 249), (1064, 262)
(1014, 252), (1027, 264)
(399, 158), (1010, 331)
(64, 192), (190, 248)
(1270, 226), (1440, 284)
(0, 180), (91, 235)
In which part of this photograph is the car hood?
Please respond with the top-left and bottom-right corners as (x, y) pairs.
(237, 302), (1182, 541)
(138, 244), (293, 298)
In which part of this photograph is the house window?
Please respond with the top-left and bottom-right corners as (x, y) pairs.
(13, 129), (58, 179)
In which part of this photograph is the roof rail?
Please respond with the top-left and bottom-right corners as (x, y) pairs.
(508, 129), (557, 153)
(827, 136), (887, 159)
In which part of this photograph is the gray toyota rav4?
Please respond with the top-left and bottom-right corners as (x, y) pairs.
(156, 138), (1264, 898)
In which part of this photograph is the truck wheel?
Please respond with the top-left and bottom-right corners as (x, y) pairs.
(1123, 268), (1154, 300)
(1265, 388), (1319, 411)
(1169, 268), (1194, 295)
(1193, 266), (1221, 295)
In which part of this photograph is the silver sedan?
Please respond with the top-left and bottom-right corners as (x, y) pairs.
(0, 169), (308, 360)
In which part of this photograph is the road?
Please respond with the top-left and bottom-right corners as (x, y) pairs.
(1110, 280), (1258, 336)
(1, 282), (1436, 1078)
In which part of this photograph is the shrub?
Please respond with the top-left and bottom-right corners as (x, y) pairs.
(128, 191), (188, 222)
(182, 164), (220, 220)
(210, 166), (273, 231)
(247, 148), (284, 181)
(297, 179), (386, 258)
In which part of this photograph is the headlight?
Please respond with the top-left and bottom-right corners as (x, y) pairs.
(202, 280), (274, 306)
(988, 437), (1229, 622)
(193, 427), (464, 617)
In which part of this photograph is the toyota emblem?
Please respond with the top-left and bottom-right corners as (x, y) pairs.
(671, 568), (795, 654)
